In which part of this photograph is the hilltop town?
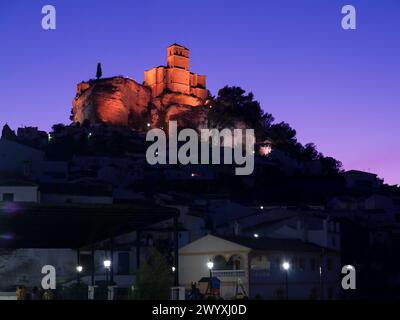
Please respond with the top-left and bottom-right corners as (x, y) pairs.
(72, 44), (210, 131)
(0, 44), (399, 300)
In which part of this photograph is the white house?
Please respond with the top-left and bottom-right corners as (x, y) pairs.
(0, 179), (39, 203)
(179, 234), (340, 300)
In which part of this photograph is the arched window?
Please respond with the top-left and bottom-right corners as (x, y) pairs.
(213, 255), (227, 270)
(227, 255), (244, 270)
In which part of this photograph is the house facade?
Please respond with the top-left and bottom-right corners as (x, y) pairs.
(179, 234), (340, 300)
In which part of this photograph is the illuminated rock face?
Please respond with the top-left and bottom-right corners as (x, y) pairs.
(73, 77), (152, 129)
(72, 44), (209, 131)
(151, 93), (209, 131)
(72, 77), (208, 130)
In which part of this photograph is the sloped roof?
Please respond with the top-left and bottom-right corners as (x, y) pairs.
(0, 178), (37, 187)
(168, 43), (189, 50)
(180, 234), (336, 255)
(219, 235), (335, 254)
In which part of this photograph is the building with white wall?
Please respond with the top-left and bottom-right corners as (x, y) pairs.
(0, 180), (39, 203)
(179, 234), (340, 300)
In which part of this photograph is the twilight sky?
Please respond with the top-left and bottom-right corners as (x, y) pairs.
(0, 0), (399, 184)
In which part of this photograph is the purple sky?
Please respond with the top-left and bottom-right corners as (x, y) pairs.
(1, 0), (399, 184)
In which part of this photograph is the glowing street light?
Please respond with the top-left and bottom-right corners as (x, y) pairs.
(253, 233), (259, 238)
(76, 265), (83, 286)
(207, 260), (214, 270)
(171, 266), (176, 272)
(103, 259), (111, 269)
(282, 261), (290, 300)
(282, 261), (290, 271)
(104, 259), (112, 286)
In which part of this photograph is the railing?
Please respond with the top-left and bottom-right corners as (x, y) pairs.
(0, 292), (16, 300)
(212, 270), (246, 278)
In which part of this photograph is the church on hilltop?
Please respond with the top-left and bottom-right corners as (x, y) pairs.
(144, 44), (208, 100)
(72, 44), (209, 130)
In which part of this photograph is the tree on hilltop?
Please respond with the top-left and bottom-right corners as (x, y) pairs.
(207, 85), (343, 174)
(96, 63), (102, 80)
(208, 86), (274, 140)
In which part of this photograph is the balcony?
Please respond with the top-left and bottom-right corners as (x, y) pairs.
(212, 270), (246, 278)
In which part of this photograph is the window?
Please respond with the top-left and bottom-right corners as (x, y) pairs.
(118, 252), (130, 275)
(227, 255), (243, 270)
(2, 193), (14, 202)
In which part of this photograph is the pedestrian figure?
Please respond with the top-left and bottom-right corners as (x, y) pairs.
(42, 289), (54, 300)
(31, 286), (40, 300)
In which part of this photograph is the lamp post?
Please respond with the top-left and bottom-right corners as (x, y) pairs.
(282, 261), (290, 300)
(103, 259), (111, 286)
(76, 265), (83, 285)
(320, 249), (325, 300)
(76, 265), (83, 300)
(207, 260), (214, 296)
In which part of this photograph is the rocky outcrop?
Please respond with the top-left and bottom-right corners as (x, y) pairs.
(73, 77), (152, 130)
(72, 77), (209, 131)
(151, 93), (208, 130)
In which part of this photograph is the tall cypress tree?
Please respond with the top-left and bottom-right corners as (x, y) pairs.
(96, 63), (102, 80)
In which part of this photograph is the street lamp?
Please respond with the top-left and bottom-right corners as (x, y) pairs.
(171, 266), (176, 272)
(207, 260), (214, 296)
(76, 265), (83, 286)
(104, 259), (111, 269)
(282, 261), (290, 300)
(104, 259), (111, 286)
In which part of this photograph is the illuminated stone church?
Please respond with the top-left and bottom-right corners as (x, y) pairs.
(144, 44), (208, 100)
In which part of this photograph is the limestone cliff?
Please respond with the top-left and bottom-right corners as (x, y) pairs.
(72, 76), (209, 131)
(73, 77), (152, 130)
